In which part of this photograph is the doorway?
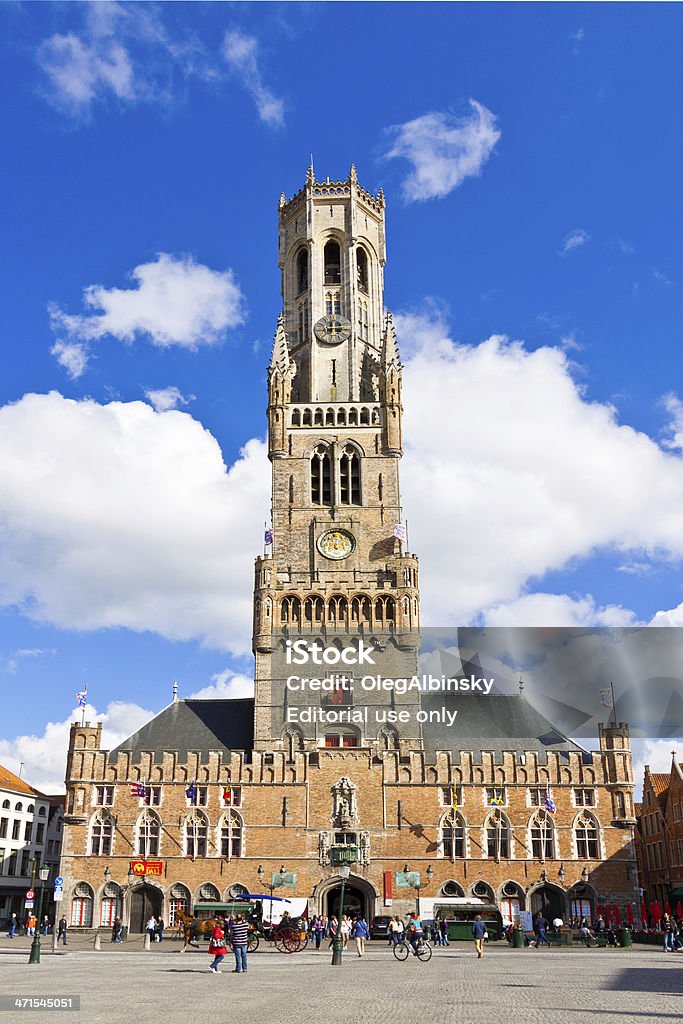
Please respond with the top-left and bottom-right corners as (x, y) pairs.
(129, 884), (162, 933)
(326, 882), (366, 920)
(530, 885), (565, 922)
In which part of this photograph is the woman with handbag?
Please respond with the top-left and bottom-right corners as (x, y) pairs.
(208, 920), (227, 973)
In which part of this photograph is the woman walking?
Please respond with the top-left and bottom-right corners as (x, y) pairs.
(208, 919), (227, 973)
(352, 916), (369, 957)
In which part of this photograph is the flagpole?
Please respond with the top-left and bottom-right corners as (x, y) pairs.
(610, 680), (617, 726)
(81, 684), (87, 726)
(405, 519), (410, 555)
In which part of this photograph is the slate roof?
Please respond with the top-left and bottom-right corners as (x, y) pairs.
(420, 692), (589, 765)
(108, 699), (254, 764)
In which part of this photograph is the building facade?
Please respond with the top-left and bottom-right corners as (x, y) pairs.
(636, 761), (683, 910)
(0, 763), (64, 923)
(58, 167), (639, 932)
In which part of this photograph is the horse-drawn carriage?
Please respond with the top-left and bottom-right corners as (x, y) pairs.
(177, 898), (308, 954)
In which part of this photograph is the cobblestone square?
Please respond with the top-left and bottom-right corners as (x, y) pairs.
(0, 939), (680, 1024)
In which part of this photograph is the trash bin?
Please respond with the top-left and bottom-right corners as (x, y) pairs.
(121, 926), (128, 941)
(617, 927), (632, 948)
(512, 929), (525, 949)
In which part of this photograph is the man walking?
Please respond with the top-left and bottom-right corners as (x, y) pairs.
(229, 913), (249, 973)
(534, 911), (551, 948)
(7, 913), (17, 938)
(57, 916), (67, 945)
(352, 915), (369, 957)
(472, 914), (487, 958)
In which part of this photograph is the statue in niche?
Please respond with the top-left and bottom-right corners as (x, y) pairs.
(359, 831), (370, 866)
(318, 830), (330, 865)
(332, 776), (358, 826)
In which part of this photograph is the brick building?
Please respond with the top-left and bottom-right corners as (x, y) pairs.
(636, 761), (683, 910)
(58, 166), (638, 932)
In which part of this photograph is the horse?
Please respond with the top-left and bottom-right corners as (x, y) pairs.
(176, 910), (226, 952)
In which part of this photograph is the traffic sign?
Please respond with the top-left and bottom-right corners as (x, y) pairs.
(53, 892), (63, 902)
(24, 900), (34, 909)
(55, 876), (63, 886)
(25, 889), (35, 900)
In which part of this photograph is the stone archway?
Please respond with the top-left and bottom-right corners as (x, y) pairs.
(313, 873), (378, 921)
(529, 883), (566, 922)
(128, 883), (163, 933)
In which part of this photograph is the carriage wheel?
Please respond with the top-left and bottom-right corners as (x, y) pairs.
(274, 933), (289, 953)
(247, 934), (259, 953)
(298, 932), (309, 951)
(281, 927), (301, 953)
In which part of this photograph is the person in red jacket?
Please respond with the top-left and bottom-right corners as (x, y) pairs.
(208, 920), (227, 974)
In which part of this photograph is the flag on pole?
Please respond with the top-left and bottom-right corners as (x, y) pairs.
(488, 790), (505, 806)
(393, 524), (406, 542)
(186, 782), (196, 803)
(543, 787), (557, 814)
(264, 528), (273, 546)
(130, 782), (147, 798)
(599, 688), (613, 709)
(75, 690), (87, 708)
(223, 787), (232, 804)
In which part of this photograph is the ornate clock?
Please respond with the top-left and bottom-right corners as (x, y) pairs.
(317, 529), (356, 560)
(313, 314), (352, 345)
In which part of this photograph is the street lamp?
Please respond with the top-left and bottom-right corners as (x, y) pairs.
(104, 866), (111, 884)
(403, 865), (433, 916)
(581, 867), (589, 884)
(331, 863), (351, 966)
(257, 864), (287, 931)
(28, 865), (50, 965)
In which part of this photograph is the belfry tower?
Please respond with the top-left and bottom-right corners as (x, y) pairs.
(252, 166), (421, 752)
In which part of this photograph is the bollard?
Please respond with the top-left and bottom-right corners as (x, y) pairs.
(94, 932), (101, 950)
(143, 932), (151, 950)
(52, 930), (58, 954)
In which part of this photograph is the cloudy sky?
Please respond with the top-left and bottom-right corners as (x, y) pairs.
(1, 3), (681, 791)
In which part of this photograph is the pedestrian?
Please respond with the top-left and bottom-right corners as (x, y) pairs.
(312, 915), (323, 950)
(328, 914), (338, 949)
(155, 917), (165, 943)
(533, 911), (551, 948)
(594, 914), (605, 935)
(27, 913), (37, 937)
(340, 915), (350, 949)
(440, 917), (449, 947)
(229, 913), (249, 973)
(7, 913), (17, 938)
(57, 916), (67, 945)
(472, 913), (487, 958)
(208, 919), (227, 974)
(578, 921), (593, 946)
(111, 916), (123, 943)
(41, 915), (50, 936)
(145, 915), (156, 944)
(431, 917), (442, 946)
(352, 915), (369, 957)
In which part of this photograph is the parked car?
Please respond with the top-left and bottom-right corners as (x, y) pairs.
(370, 915), (393, 939)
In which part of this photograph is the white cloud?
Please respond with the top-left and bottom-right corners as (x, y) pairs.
(396, 309), (683, 625)
(223, 31), (285, 128)
(0, 647), (56, 674)
(144, 386), (194, 413)
(0, 392), (269, 653)
(652, 268), (673, 286)
(385, 101), (500, 202)
(481, 593), (638, 627)
(559, 229), (590, 255)
(0, 699), (155, 793)
(49, 254), (246, 377)
(189, 670), (254, 701)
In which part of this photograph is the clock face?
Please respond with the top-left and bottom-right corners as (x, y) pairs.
(317, 529), (356, 560)
(314, 314), (352, 345)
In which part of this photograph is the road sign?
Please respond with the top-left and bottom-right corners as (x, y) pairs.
(25, 889), (35, 900)
(55, 876), (63, 886)
(24, 900), (34, 909)
(53, 892), (63, 902)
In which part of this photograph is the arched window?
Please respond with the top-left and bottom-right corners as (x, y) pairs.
(327, 596), (348, 624)
(472, 880), (495, 901)
(304, 595), (324, 624)
(15, 802), (23, 812)
(89, 811), (114, 856)
(530, 810), (555, 860)
(284, 729), (304, 760)
(219, 810), (243, 858)
(485, 809), (511, 859)
(2, 800), (9, 809)
(499, 881), (524, 926)
(324, 240), (341, 285)
(27, 804), (34, 813)
(575, 812), (600, 859)
(325, 407), (335, 425)
(38, 806), (46, 817)
(100, 881), (123, 926)
(292, 408), (301, 426)
(311, 444), (332, 505)
(136, 810), (161, 858)
(325, 291), (341, 315)
(351, 595), (371, 625)
(71, 882), (93, 926)
(296, 248), (308, 294)
(280, 595), (301, 625)
(441, 880), (465, 897)
(184, 811), (209, 858)
(169, 883), (191, 927)
(356, 247), (369, 292)
(442, 812), (466, 859)
(297, 301), (309, 344)
(378, 727), (398, 750)
(198, 882), (220, 902)
(339, 444), (360, 505)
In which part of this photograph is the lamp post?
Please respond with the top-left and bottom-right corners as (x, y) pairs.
(403, 864), (433, 917)
(257, 864), (287, 931)
(331, 863), (350, 966)
(28, 865), (50, 964)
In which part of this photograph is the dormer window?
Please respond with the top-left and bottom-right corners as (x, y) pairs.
(324, 241), (341, 284)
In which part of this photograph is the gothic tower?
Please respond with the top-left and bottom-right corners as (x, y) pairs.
(252, 166), (421, 752)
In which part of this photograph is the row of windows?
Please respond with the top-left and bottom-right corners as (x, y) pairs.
(311, 443), (361, 505)
(0, 800), (47, 815)
(295, 243), (370, 296)
(90, 786), (242, 809)
(291, 407), (380, 427)
(438, 786), (601, 808)
(0, 818), (45, 843)
(0, 847), (52, 877)
(441, 810), (602, 860)
(88, 810), (243, 859)
(280, 595), (396, 626)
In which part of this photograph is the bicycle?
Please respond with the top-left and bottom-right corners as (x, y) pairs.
(393, 937), (432, 962)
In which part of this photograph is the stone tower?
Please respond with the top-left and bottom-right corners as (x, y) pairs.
(252, 165), (421, 752)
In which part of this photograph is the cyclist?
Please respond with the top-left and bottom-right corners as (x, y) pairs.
(405, 913), (424, 954)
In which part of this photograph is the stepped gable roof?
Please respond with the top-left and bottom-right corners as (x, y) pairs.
(0, 763), (46, 798)
(648, 773), (670, 796)
(108, 698), (254, 765)
(421, 692), (588, 764)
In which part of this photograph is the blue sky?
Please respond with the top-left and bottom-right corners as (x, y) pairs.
(0, 2), (681, 789)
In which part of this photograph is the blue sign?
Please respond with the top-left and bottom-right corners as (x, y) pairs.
(55, 876), (63, 886)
